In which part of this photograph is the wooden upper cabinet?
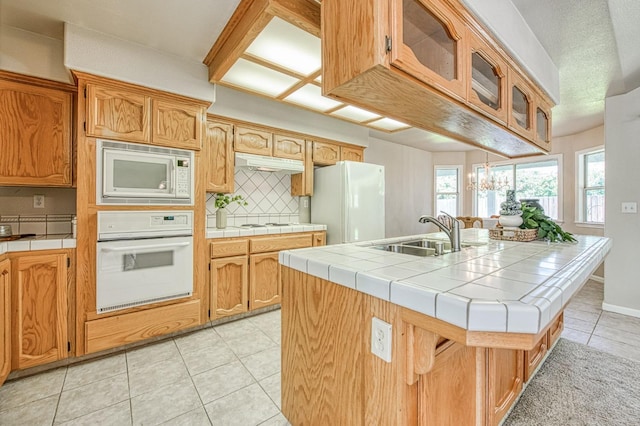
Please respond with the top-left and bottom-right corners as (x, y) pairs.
(391, 0), (467, 100)
(152, 99), (204, 150)
(86, 83), (151, 142)
(507, 70), (535, 140)
(234, 126), (272, 155)
(205, 119), (235, 193)
(273, 134), (305, 160)
(291, 140), (314, 197)
(340, 145), (364, 162)
(0, 258), (10, 386)
(0, 77), (72, 187)
(12, 252), (68, 370)
(313, 141), (340, 165)
(467, 31), (508, 124)
(534, 96), (552, 151)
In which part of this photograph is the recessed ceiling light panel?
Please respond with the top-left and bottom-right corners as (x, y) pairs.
(221, 58), (299, 97)
(284, 84), (342, 111)
(246, 17), (321, 76)
(331, 105), (381, 122)
(368, 117), (411, 131)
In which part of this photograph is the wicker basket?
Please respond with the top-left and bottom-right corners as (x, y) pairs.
(489, 227), (538, 242)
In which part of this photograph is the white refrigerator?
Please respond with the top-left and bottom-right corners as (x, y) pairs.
(311, 161), (385, 245)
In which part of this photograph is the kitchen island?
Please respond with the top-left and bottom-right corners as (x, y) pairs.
(278, 229), (611, 425)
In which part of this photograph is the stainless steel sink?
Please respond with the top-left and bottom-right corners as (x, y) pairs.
(371, 239), (484, 257)
(372, 244), (436, 257)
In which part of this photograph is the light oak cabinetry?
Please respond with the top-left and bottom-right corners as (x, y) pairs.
(0, 258), (10, 386)
(209, 239), (249, 319)
(86, 84), (150, 143)
(11, 251), (69, 370)
(524, 332), (548, 382)
(312, 232), (326, 246)
(273, 134), (305, 160)
(487, 348), (524, 426)
(209, 232), (323, 319)
(340, 145), (365, 162)
(234, 126), (272, 155)
(312, 141), (341, 165)
(291, 140), (314, 197)
(0, 71), (74, 187)
(322, 0), (555, 157)
(205, 118), (235, 193)
(84, 75), (207, 150)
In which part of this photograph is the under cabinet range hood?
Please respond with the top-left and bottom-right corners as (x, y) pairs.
(235, 152), (304, 174)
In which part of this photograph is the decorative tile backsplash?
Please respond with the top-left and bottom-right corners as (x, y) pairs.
(206, 169), (299, 227)
(0, 214), (73, 235)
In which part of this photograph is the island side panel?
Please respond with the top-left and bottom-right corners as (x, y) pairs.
(281, 267), (365, 425)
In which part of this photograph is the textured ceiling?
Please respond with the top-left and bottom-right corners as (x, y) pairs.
(1, 0), (639, 148)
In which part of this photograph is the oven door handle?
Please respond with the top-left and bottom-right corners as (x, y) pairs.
(100, 241), (191, 252)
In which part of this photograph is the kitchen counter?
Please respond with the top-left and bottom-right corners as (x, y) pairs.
(0, 234), (76, 254)
(206, 223), (326, 239)
(279, 229), (612, 425)
(279, 228), (611, 334)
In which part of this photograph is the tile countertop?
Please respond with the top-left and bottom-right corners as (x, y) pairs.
(0, 234), (76, 255)
(279, 228), (612, 334)
(206, 224), (327, 239)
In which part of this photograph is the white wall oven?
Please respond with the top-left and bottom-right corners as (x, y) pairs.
(96, 211), (193, 314)
(97, 139), (194, 205)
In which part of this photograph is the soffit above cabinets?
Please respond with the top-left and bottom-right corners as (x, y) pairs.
(203, 0), (411, 133)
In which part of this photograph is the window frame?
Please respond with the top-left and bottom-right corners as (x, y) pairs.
(434, 165), (462, 216)
(471, 153), (563, 220)
(575, 146), (604, 227)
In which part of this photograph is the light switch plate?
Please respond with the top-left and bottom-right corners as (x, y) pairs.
(621, 202), (637, 214)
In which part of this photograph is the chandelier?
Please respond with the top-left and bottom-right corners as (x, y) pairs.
(467, 153), (510, 192)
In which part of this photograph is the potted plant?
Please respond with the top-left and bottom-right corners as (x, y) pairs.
(519, 203), (576, 242)
(214, 193), (248, 229)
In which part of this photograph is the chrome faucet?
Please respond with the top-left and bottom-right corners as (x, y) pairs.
(418, 212), (461, 252)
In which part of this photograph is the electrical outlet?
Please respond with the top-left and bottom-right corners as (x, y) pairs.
(371, 317), (392, 362)
(33, 194), (45, 209)
(303, 198), (309, 208)
(621, 202), (637, 214)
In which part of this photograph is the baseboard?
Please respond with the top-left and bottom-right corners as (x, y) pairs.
(602, 302), (640, 319)
(589, 275), (604, 283)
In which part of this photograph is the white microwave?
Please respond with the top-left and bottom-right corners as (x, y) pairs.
(97, 139), (194, 205)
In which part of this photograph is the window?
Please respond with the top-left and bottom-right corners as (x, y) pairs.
(474, 156), (561, 219)
(577, 148), (604, 224)
(435, 166), (461, 216)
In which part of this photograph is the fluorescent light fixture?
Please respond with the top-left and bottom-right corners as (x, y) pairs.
(284, 84), (342, 111)
(331, 105), (381, 122)
(221, 58), (299, 97)
(246, 17), (321, 76)
(315, 75), (322, 83)
(368, 117), (411, 131)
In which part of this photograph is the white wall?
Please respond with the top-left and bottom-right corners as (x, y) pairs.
(604, 87), (640, 317)
(0, 26), (70, 82)
(63, 23), (215, 102)
(365, 137), (434, 237)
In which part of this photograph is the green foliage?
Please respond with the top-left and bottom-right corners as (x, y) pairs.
(214, 193), (248, 209)
(519, 203), (576, 243)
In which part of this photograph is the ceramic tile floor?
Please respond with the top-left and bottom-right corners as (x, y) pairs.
(1, 279), (638, 425)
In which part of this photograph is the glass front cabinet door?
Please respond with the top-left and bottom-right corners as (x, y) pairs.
(467, 32), (508, 124)
(534, 97), (552, 151)
(391, 0), (466, 100)
(507, 69), (535, 140)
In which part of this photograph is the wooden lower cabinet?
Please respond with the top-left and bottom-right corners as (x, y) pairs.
(487, 348), (524, 426)
(548, 312), (564, 347)
(249, 252), (280, 310)
(211, 256), (249, 318)
(312, 232), (326, 246)
(524, 332), (548, 381)
(11, 252), (69, 370)
(0, 258), (10, 385)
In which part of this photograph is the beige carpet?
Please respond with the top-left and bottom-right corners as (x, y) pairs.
(504, 338), (640, 425)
